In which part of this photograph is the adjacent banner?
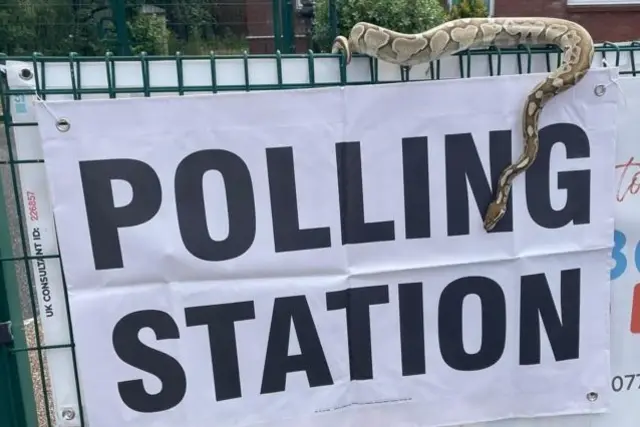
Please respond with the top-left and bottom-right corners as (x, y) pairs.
(34, 69), (617, 427)
(590, 76), (640, 427)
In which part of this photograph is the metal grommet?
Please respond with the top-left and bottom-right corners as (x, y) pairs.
(56, 118), (71, 132)
(61, 407), (76, 420)
(594, 84), (606, 97)
(19, 68), (33, 81)
(586, 391), (598, 402)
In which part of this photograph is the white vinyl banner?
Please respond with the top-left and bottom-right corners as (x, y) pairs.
(592, 76), (640, 427)
(34, 69), (617, 427)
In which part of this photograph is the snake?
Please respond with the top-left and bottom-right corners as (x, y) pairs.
(331, 18), (595, 232)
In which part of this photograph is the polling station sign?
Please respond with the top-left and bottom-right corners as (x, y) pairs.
(34, 69), (617, 427)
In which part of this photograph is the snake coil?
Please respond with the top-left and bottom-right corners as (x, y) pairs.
(331, 17), (595, 231)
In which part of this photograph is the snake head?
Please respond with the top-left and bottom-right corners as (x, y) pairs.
(331, 35), (353, 64)
(483, 201), (507, 232)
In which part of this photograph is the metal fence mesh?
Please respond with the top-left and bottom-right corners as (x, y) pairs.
(0, 0), (264, 56)
(0, 42), (639, 427)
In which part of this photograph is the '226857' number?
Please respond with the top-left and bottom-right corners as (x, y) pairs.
(26, 191), (38, 221)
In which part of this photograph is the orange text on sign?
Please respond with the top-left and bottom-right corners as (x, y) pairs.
(632, 284), (640, 334)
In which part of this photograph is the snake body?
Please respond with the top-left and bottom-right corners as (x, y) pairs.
(332, 18), (595, 231)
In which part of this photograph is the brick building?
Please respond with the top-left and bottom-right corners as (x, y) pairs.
(244, 0), (640, 54)
(245, 0), (313, 53)
(492, 0), (640, 43)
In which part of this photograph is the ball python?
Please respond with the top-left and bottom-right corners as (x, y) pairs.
(332, 18), (595, 232)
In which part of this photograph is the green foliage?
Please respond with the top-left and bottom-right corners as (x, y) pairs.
(67, 8), (119, 56)
(312, 0), (449, 52)
(0, 0), (75, 55)
(0, 0), (243, 56)
(150, 0), (215, 41)
(0, 0), (133, 55)
(128, 13), (169, 55)
(448, 0), (488, 19)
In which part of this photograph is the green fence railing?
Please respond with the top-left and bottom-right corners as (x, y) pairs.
(0, 42), (640, 427)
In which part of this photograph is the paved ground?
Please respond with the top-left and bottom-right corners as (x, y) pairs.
(25, 318), (57, 427)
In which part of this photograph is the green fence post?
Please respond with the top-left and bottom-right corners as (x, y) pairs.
(272, 0), (284, 52)
(109, 0), (132, 55)
(0, 261), (35, 427)
(0, 86), (38, 427)
(328, 0), (338, 42)
(281, 0), (295, 53)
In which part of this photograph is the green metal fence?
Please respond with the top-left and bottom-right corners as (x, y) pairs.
(0, 41), (640, 427)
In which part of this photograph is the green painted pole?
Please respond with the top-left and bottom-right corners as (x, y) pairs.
(272, 0), (284, 52)
(328, 0), (338, 42)
(282, 0), (295, 53)
(109, 0), (132, 55)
